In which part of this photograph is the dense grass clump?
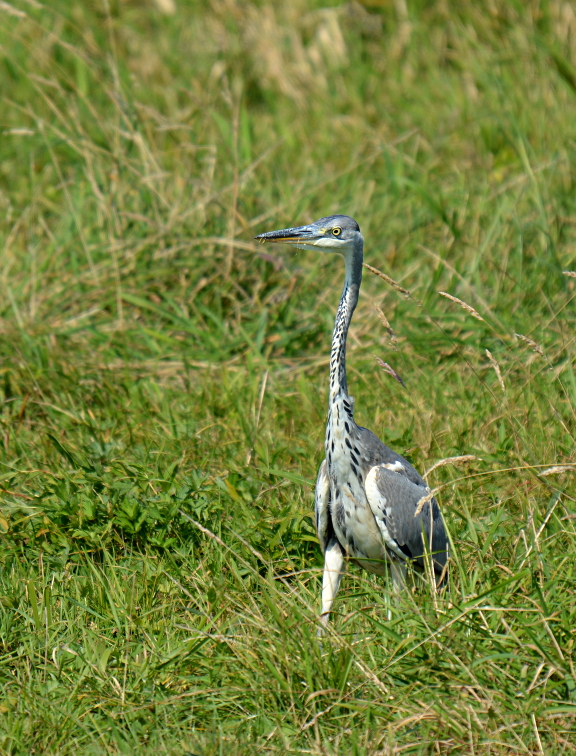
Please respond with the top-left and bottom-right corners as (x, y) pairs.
(1, 0), (576, 752)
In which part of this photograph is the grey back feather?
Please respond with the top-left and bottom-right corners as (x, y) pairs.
(354, 425), (426, 487)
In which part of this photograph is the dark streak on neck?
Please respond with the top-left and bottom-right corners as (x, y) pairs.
(329, 247), (363, 406)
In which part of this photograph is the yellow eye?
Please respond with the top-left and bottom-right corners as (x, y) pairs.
(332, 227), (342, 236)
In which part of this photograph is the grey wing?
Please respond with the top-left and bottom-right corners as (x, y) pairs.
(314, 459), (332, 555)
(365, 464), (448, 576)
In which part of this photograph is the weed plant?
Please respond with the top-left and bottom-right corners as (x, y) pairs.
(1, 0), (576, 753)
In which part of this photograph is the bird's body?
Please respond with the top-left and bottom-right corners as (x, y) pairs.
(256, 215), (448, 624)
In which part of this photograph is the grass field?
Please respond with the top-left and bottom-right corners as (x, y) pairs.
(1, 0), (576, 753)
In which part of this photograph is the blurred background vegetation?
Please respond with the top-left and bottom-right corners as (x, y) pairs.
(1, 0), (576, 753)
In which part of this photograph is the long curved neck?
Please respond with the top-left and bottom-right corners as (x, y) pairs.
(329, 245), (363, 403)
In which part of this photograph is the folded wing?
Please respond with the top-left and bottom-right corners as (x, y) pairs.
(364, 464), (448, 578)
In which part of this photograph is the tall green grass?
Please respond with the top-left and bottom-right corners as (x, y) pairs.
(1, 0), (576, 752)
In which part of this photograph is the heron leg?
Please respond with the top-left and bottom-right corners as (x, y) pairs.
(390, 560), (407, 594)
(387, 561), (407, 620)
(320, 538), (345, 628)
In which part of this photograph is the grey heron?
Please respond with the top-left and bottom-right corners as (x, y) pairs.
(255, 215), (448, 626)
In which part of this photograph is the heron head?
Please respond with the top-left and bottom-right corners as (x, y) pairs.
(255, 215), (363, 255)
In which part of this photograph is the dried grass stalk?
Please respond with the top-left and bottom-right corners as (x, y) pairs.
(562, 271), (576, 278)
(152, 0), (176, 14)
(414, 487), (438, 517)
(539, 465), (576, 476)
(0, 2), (27, 19)
(375, 306), (397, 342)
(515, 332), (544, 356)
(439, 292), (484, 321)
(423, 454), (480, 480)
(375, 358), (406, 388)
(363, 262), (410, 296)
(486, 349), (505, 392)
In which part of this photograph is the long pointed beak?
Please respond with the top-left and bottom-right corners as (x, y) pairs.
(255, 224), (319, 244)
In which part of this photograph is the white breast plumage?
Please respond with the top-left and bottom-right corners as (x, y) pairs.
(325, 398), (387, 570)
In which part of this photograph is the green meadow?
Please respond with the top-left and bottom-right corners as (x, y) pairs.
(1, 0), (576, 752)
